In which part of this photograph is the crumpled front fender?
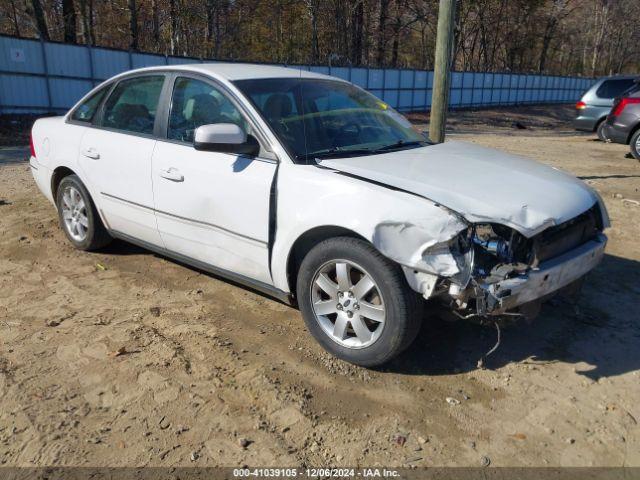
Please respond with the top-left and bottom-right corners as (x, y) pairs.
(372, 216), (468, 276)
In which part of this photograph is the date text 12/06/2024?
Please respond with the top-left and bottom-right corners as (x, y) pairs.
(233, 468), (401, 478)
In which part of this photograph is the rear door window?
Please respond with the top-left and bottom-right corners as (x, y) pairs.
(101, 75), (165, 135)
(596, 79), (635, 99)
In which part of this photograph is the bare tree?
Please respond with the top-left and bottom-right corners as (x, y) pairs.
(28, 0), (49, 41)
(305, 0), (321, 63)
(77, 0), (95, 45)
(351, 1), (365, 65)
(590, 0), (610, 76)
(62, 0), (77, 43)
(128, 0), (139, 50)
(7, 0), (21, 36)
(376, 0), (389, 66)
(151, 0), (160, 44)
(169, 0), (179, 54)
(3, 0), (638, 76)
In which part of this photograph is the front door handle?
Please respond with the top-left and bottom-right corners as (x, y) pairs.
(159, 168), (184, 182)
(82, 147), (100, 159)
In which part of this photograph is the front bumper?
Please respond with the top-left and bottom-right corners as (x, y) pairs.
(477, 234), (607, 315)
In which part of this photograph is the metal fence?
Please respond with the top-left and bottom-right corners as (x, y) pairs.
(0, 34), (594, 115)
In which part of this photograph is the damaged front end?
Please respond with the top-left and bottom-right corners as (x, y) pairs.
(375, 204), (607, 322)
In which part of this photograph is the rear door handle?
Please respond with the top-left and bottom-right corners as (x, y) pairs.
(159, 168), (184, 182)
(82, 147), (100, 159)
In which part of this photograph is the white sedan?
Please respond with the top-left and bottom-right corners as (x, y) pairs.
(29, 64), (609, 366)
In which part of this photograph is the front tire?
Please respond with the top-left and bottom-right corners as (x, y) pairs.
(296, 237), (422, 367)
(630, 129), (640, 161)
(56, 175), (112, 251)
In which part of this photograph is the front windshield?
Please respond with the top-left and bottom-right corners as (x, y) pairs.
(234, 78), (427, 162)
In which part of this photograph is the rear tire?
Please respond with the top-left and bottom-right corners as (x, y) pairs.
(630, 129), (640, 161)
(296, 237), (422, 367)
(56, 175), (112, 251)
(596, 121), (608, 142)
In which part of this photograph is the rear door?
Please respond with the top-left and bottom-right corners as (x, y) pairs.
(151, 75), (277, 284)
(78, 74), (167, 246)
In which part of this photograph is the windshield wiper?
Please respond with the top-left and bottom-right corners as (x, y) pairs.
(301, 147), (374, 162)
(372, 140), (426, 152)
(297, 140), (427, 163)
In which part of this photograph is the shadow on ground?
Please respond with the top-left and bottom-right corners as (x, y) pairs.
(388, 253), (640, 381)
(97, 238), (640, 382)
(99, 238), (147, 256)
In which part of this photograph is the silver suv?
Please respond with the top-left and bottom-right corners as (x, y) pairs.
(574, 75), (637, 140)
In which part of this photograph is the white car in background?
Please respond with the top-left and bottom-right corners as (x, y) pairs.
(29, 64), (609, 367)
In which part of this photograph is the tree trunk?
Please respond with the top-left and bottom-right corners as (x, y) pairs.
(276, 0), (283, 62)
(376, 0), (389, 66)
(88, 0), (95, 45)
(128, 0), (138, 50)
(77, 0), (94, 45)
(538, 18), (557, 73)
(62, 0), (77, 43)
(151, 0), (160, 44)
(9, 0), (21, 36)
(30, 0), (50, 41)
(335, 1), (349, 61)
(207, 0), (214, 42)
(308, 0), (320, 63)
(591, 0), (609, 76)
(207, 0), (223, 57)
(390, 2), (402, 67)
(351, 1), (364, 65)
(170, 0), (179, 55)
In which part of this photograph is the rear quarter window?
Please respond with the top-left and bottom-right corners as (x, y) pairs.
(70, 86), (110, 123)
(596, 79), (635, 99)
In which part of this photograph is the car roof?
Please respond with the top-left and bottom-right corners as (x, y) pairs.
(118, 62), (340, 82)
(596, 74), (639, 82)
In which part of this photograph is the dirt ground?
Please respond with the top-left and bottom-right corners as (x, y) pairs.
(1, 106), (639, 468)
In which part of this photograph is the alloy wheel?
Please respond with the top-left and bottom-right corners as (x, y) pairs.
(310, 259), (386, 349)
(60, 185), (89, 242)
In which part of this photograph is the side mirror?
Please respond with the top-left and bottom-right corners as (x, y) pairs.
(194, 123), (260, 156)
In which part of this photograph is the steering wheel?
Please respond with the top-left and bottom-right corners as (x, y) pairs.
(333, 122), (362, 148)
(338, 122), (362, 138)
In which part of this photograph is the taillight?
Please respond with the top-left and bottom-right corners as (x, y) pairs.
(576, 101), (586, 110)
(29, 132), (36, 158)
(611, 97), (640, 116)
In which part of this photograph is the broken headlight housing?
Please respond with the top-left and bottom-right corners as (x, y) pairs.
(471, 224), (530, 281)
(473, 225), (512, 262)
(448, 227), (474, 288)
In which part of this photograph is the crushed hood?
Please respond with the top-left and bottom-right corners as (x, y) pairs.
(321, 140), (598, 237)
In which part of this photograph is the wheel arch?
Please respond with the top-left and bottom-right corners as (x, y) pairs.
(594, 116), (607, 132)
(626, 121), (640, 144)
(285, 225), (369, 299)
(51, 166), (77, 201)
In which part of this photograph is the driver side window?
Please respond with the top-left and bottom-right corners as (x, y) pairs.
(168, 77), (247, 142)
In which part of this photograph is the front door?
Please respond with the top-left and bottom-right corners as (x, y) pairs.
(78, 74), (166, 247)
(151, 76), (277, 284)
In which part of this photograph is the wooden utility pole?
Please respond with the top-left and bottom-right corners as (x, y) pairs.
(429, 0), (456, 143)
